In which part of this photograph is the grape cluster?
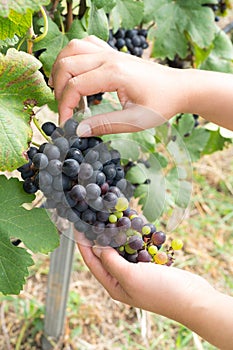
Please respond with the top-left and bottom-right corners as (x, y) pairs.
(108, 28), (149, 57)
(18, 118), (182, 265)
(203, 0), (228, 21)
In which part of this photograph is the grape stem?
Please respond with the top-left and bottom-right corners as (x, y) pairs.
(33, 6), (49, 44)
(33, 117), (51, 142)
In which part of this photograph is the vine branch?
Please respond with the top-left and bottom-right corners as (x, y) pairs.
(66, 0), (73, 32)
(78, 0), (87, 19)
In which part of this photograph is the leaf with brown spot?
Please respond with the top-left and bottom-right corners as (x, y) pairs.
(0, 48), (54, 171)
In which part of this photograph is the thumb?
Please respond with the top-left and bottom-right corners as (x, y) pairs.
(93, 245), (131, 284)
(76, 103), (166, 137)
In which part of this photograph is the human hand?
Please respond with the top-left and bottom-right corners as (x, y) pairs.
(50, 36), (188, 136)
(76, 237), (213, 319)
(76, 235), (233, 350)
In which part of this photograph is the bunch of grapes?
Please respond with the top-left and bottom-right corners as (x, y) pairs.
(203, 0), (229, 21)
(108, 28), (149, 57)
(18, 118), (183, 265)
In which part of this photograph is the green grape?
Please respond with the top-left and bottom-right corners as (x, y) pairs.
(114, 211), (123, 219)
(142, 225), (151, 235)
(129, 214), (138, 220)
(115, 197), (129, 211)
(109, 214), (117, 223)
(171, 238), (183, 250)
(148, 245), (158, 256)
(125, 244), (137, 255)
(153, 251), (168, 265)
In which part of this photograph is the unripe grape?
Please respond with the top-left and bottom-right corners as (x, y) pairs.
(171, 239), (183, 250)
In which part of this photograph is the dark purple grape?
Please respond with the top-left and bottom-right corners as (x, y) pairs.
(130, 217), (143, 231)
(103, 192), (118, 210)
(131, 35), (141, 47)
(32, 153), (48, 170)
(137, 250), (151, 262)
(117, 216), (131, 229)
(86, 183), (101, 200)
(84, 149), (99, 163)
(81, 209), (96, 225)
(78, 163), (93, 180)
(23, 178), (38, 194)
(50, 127), (65, 140)
(100, 182), (109, 195)
(52, 174), (72, 191)
(67, 208), (80, 222)
(96, 233), (111, 246)
(75, 200), (88, 213)
(62, 159), (80, 178)
(53, 137), (70, 157)
(103, 164), (116, 180)
(70, 184), (86, 201)
(88, 197), (104, 211)
(42, 122), (57, 136)
(88, 137), (102, 148)
(66, 148), (84, 163)
(96, 210), (109, 222)
(47, 159), (62, 176)
(63, 118), (79, 137)
(128, 235), (144, 250)
(21, 169), (35, 180)
(112, 231), (127, 247)
(27, 147), (38, 160)
(152, 231), (166, 246)
(92, 221), (105, 234)
(116, 38), (125, 49)
(43, 144), (61, 160)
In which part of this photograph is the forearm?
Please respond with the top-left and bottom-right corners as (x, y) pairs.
(174, 285), (233, 349)
(181, 69), (233, 131)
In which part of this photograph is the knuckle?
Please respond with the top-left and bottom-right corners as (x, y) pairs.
(68, 38), (80, 49)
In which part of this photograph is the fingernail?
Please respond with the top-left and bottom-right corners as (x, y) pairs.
(77, 123), (91, 137)
(48, 76), (53, 87)
(92, 245), (103, 258)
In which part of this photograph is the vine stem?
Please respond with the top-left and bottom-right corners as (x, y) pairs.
(33, 6), (49, 43)
(78, 0), (87, 19)
(33, 117), (51, 142)
(66, 0), (73, 32)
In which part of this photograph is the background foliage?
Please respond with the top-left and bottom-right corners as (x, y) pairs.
(0, 0), (232, 295)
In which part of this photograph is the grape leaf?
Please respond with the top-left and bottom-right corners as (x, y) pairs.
(127, 154), (166, 222)
(0, 232), (34, 295)
(92, 0), (116, 12)
(87, 4), (109, 41)
(150, 0), (216, 59)
(67, 19), (88, 41)
(33, 17), (69, 77)
(111, 0), (144, 32)
(202, 128), (232, 155)
(200, 30), (233, 73)
(0, 175), (59, 254)
(0, 9), (32, 40)
(0, 0), (50, 17)
(0, 48), (54, 171)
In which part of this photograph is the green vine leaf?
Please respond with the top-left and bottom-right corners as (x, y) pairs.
(34, 17), (69, 77)
(111, 0), (144, 32)
(0, 0), (50, 17)
(87, 3), (109, 41)
(199, 30), (233, 72)
(0, 175), (59, 253)
(0, 48), (54, 171)
(0, 175), (59, 295)
(0, 232), (34, 295)
(0, 9), (32, 40)
(150, 0), (216, 59)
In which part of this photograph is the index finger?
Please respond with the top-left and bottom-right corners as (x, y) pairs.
(50, 38), (109, 86)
